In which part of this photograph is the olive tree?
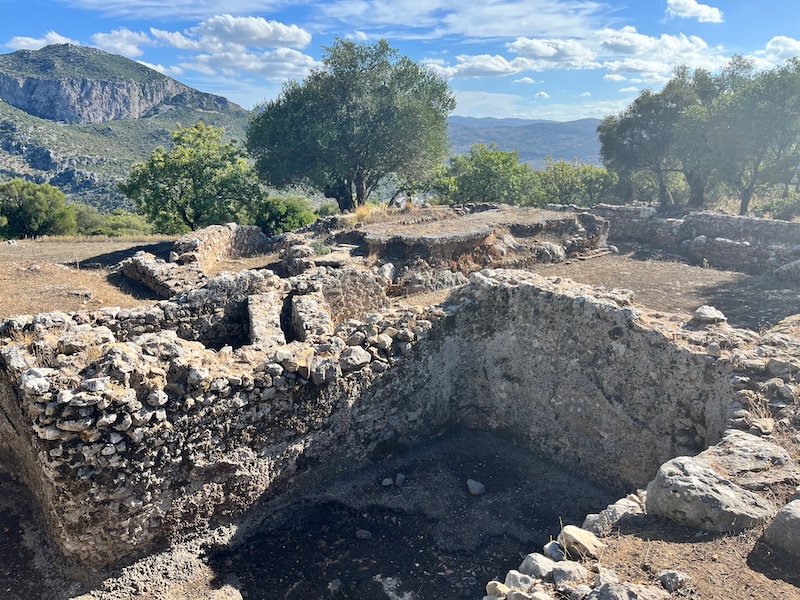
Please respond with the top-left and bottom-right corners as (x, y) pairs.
(247, 39), (455, 212)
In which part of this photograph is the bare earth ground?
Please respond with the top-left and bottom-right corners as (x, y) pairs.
(0, 236), (799, 599)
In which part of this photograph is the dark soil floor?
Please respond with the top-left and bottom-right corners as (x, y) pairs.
(206, 429), (618, 600)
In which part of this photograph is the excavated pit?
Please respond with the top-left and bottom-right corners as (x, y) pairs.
(0, 207), (799, 598)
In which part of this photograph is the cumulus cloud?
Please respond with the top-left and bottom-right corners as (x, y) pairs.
(507, 37), (598, 69)
(666, 0), (723, 24)
(92, 28), (151, 57)
(603, 73), (627, 82)
(513, 77), (542, 84)
(186, 47), (319, 83)
(619, 86), (639, 93)
(428, 54), (536, 79)
(579, 91), (591, 96)
(137, 61), (184, 77)
(6, 31), (80, 50)
(192, 15), (311, 49)
(760, 36), (800, 62)
(535, 91), (550, 98)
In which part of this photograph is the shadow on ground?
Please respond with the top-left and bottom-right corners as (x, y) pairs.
(206, 428), (618, 600)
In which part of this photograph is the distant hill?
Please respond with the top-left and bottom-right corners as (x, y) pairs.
(0, 44), (250, 209)
(0, 45), (604, 209)
(448, 116), (602, 169)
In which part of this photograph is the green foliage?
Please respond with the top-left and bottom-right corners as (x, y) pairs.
(600, 57), (800, 215)
(247, 39), (455, 212)
(74, 203), (153, 236)
(120, 123), (263, 234)
(253, 196), (317, 236)
(761, 192), (800, 221)
(316, 203), (341, 217)
(0, 179), (76, 238)
(533, 158), (618, 206)
(434, 144), (538, 206)
(310, 241), (331, 256)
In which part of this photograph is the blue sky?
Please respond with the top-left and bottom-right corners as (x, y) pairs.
(2, 0), (800, 121)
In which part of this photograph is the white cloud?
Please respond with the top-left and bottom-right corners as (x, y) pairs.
(453, 90), (630, 120)
(513, 77), (542, 84)
(92, 28), (152, 58)
(137, 61), (184, 77)
(760, 36), (800, 62)
(508, 37), (598, 69)
(321, 0), (605, 39)
(619, 86), (639, 93)
(192, 14), (311, 49)
(348, 31), (369, 41)
(535, 91), (550, 98)
(579, 91), (591, 96)
(6, 31), (80, 51)
(603, 73), (627, 82)
(666, 0), (723, 24)
(185, 47), (319, 83)
(150, 29), (205, 51)
(428, 54), (536, 79)
(59, 0), (286, 20)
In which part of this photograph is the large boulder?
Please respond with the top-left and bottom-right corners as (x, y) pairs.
(646, 455), (775, 532)
(763, 500), (800, 557)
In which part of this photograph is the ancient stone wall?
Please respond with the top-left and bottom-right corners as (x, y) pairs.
(3, 262), (793, 572)
(586, 205), (800, 272)
(172, 223), (270, 271)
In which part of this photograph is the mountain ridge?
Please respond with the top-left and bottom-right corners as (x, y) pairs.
(0, 44), (604, 208)
(0, 44), (241, 124)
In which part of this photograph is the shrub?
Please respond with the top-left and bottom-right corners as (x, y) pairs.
(254, 196), (317, 235)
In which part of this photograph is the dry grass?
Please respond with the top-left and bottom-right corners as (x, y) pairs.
(0, 238), (173, 321)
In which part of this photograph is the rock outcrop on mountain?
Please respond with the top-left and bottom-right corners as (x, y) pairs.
(0, 44), (249, 208)
(0, 44), (236, 124)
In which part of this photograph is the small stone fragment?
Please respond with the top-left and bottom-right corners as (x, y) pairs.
(543, 540), (566, 562)
(486, 581), (511, 597)
(467, 478), (486, 496)
(394, 473), (406, 487)
(693, 305), (727, 323)
(658, 570), (691, 592)
(558, 525), (606, 559)
(355, 529), (373, 540)
(519, 553), (555, 579)
(504, 570), (535, 592)
(551, 561), (587, 585)
(382, 478), (394, 487)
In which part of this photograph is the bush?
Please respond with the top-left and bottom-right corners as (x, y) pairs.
(254, 196), (317, 235)
(0, 179), (76, 238)
(762, 193), (800, 221)
(316, 203), (341, 217)
(75, 204), (154, 236)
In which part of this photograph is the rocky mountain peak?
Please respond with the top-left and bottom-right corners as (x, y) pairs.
(0, 44), (240, 124)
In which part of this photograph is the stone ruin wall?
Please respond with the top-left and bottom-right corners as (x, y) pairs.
(1, 262), (793, 573)
(1, 210), (800, 581)
(171, 223), (271, 271)
(585, 204), (800, 275)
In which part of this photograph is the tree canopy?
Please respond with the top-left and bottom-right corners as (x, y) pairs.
(0, 179), (76, 238)
(246, 39), (455, 212)
(120, 123), (263, 234)
(599, 58), (800, 215)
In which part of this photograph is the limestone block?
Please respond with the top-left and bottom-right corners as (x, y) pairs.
(646, 455), (775, 532)
(764, 500), (800, 557)
(557, 525), (606, 559)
